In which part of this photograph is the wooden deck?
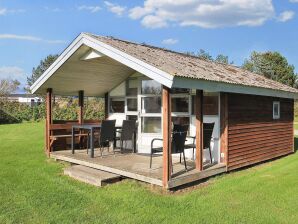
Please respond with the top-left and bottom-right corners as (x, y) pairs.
(51, 149), (226, 189)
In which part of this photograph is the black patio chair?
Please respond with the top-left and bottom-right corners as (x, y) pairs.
(184, 122), (215, 164)
(115, 120), (136, 153)
(97, 120), (116, 157)
(150, 124), (189, 170)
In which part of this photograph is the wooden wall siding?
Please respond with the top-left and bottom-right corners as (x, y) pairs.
(227, 93), (294, 171)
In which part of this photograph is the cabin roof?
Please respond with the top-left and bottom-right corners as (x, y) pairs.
(30, 33), (298, 98)
(86, 33), (298, 94)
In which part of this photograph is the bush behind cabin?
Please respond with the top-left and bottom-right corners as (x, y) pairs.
(0, 97), (105, 124)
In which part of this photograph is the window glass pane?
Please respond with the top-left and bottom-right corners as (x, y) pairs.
(126, 79), (138, 96)
(142, 97), (161, 113)
(110, 98), (124, 113)
(141, 80), (161, 95)
(171, 97), (189, 113)
(171, 88), (190, 94)
(127, 98), (137, 111)
(142, 117), (161, 133)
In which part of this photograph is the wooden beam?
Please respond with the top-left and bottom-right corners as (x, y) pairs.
(78, 90), (84, 124)
(220, 92), (228, 166)
(104, 92), (109, 120)
(195, 90), (203, 171)
(162, 85), (171, 188)
(45, 88), (53, 157)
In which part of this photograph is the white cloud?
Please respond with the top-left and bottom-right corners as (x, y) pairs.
(77, 5), (101, 13)
(142, 15), (167, 28)
(289, 0), (298, 2)
(0, 66), (26, 84)
(44, 6), (62, 12)
(104, 1), (126, 16)
(0, 34), (66, 44)
(0, 8), (7, 15)
(277, 10), (295, 22)
(0, 7), (25, 15)
(162, 38), (178, 45)
(129, 0), (275, 29)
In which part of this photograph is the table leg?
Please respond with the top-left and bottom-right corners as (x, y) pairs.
(90, 128), (94, 158)
(72, 127), (75, 154)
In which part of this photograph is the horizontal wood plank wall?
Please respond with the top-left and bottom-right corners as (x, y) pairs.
(227, 93), (294, 171)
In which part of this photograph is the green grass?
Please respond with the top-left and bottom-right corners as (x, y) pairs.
(1, 122), (298, 224)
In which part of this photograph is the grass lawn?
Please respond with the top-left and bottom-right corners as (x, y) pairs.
(1, 122), (298, 224)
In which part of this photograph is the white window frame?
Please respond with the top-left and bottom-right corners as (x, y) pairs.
(273, 101), (280, 119)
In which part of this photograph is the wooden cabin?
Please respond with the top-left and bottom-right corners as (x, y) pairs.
(30, 33), (298, 189)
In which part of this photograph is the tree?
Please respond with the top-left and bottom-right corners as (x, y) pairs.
(197, 49), (213, 61)
(242, 51), (298, 88)
(185, 49), (232, 64)
(215, 54), (233, 64)
(25, 54), (58, 92)
(0, 78), (20, 97)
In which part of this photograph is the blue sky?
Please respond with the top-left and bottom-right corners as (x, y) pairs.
(0, 0), (298, 92)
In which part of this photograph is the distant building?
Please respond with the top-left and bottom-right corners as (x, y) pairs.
(6, 94), (42, 107)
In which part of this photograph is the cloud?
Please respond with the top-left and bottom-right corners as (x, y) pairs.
(162, 38), (178, 45)
(0, 34), (66, 44)
(277, 10), (295, 22)
(129, 0), (275, 29)
(0, 7), (25, 15)
(44, 6), (62, 12)
(0, 66), (26, 84)
(104, 1), (126, 16)
(77, 5), (101, 13)
(289, 0), (298, 2)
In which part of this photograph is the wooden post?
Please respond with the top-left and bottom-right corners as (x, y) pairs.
(104, 92), (109, 120)
(162, 86), (171, 188)
(78, 90), (84, 124)
(45, 88), (52, 157)
(195, 90), (203, 171)
(220, 92), (228, 166)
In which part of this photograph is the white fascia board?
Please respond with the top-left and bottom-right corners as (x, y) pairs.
(30, 33), (86, 93)
(31, 33), (174, 94)
(173, 77), (298, 99)
(82, 34), (173, 88)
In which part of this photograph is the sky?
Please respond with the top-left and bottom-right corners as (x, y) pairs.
(0, 0), (298, 93)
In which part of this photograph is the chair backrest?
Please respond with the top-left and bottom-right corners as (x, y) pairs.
(172, 124), (188, 154)
(203, 122), (215, 149)
(121, 120), (136, 141)
(100, 120), (116, 143)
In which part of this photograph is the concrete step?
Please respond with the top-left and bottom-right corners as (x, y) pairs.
(64, 165), (121, 187)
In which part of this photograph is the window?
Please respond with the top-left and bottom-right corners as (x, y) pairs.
(142, 97), (161, 113)
(142, 117), (161, 133)
(126, 79), (138, 96)
(110, 98), (125, 113)
(273, 101), (280, 119)
(171, 97), (189, 113)
(127, 98), (137, 111)
(141, 80), (161, 95)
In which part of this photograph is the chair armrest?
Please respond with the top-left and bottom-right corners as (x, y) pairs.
(151, 138), (163, 149)
(186, 136), (196, 144)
